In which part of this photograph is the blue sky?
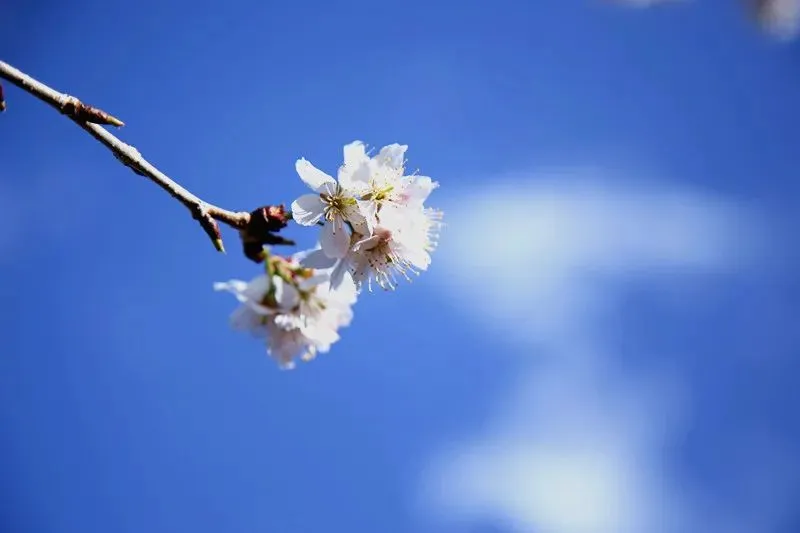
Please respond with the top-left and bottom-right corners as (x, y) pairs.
(1, 1), (799, 532)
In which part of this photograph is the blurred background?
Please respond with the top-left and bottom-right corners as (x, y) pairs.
(1, 1), (799, 532)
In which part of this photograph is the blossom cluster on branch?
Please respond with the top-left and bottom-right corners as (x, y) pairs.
(214, 141), (443, 369)
(0, 59), (443, 370)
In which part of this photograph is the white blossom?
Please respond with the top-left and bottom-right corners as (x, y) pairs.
(218, 140), (442, 366)
(214, 254), (357, 369)
(295, 140), (444, 293)
(353, 143), (439, 230)
(290, 144), (370, 258)
(302, 203), (443, 292)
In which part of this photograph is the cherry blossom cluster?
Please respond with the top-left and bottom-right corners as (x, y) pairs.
(214, 141), (443, 369)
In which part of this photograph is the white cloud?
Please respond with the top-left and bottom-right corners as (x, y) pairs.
(419, 170), (793, 533)
(436, 172), (760, 353)
(422, 361), (689, 533)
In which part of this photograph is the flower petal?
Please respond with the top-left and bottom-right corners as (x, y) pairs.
(296, 158), (336, 194)
(213, 279), (249, 297)
(320, 218), (350, 259)
(375, 203), (410, 233)
(329, 269), (358, 304)
(331, 301), (354, 327)
(300, 248), (338, 270)
(330, 259), (355, 291)
(353, 230), (389, 252)
(230, 306), (268, 336)
(291, 194), (325, 226)
(403, 176), (439, 205)
(376, 143), (408, 169)
(301, 321), (340, 350)
(355, 199), (378, 234)
(273, 313), (301, 330)
(401, 242), (431, 271)
(273, 276), (300, 310)
(297, 272), (330, 291)
(343, 141), (368, 169)
(339, 162), (370, 192)
(339, 141), (371, 191)
(243, 274), (271, 300)
(215, 275), (271, 305)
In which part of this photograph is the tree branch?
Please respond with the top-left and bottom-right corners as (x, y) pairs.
(0, 59), (252, 253)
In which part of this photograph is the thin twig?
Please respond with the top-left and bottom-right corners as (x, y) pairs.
(0, 59), (251, 252)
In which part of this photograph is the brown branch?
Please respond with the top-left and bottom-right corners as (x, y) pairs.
(0, 59), (252, 253)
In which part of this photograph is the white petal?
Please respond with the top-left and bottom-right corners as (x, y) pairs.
(339, 142), (371, 191)
(338, 162), (370, 192)
(265, 323), (307, 365)
(320, 218), (350, 259)
(273, 313), (301, 330)
(213, 279), (248, 296)
(291, 194), (325, 226)
(295, 158), (336, 194)
(403, 176), (438, 205)
(243, 300), (276, 317)
(376, 143), (408, 169)
(300, 248), (338, 270)
(291, 247), (315, 263)
(330, 259), (355, 291)
(331, 303), (354, 328)
(302, 321), (340, 349)
(347, 253), (372, 289)
(355, 199), (378, 234)
(273, 276), (300, 310)
(215, 276), (271, 304)
(330, 270), (358, 304)
(243, 274), (271, 300)
(375, 203), (410, 232)
(343, 141), (368, 169)
(230, 306), (268, 336)
(402, 243), (431, 271)
(353, 228), (390, 252)
(297, 272), (330, 291)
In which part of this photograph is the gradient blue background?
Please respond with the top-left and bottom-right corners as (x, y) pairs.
(1, 1), (799, 532)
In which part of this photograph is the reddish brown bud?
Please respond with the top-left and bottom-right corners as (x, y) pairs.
(260, 204), (291, 232)
(60, 96), (124, 127)
(188, 205), (226, 253)
(239, 204), (295, 263)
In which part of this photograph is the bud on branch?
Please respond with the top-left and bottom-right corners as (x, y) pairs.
(0, 59), (293, 256)
(239, 205), (296, 263)
(59, 95), (124, 127)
